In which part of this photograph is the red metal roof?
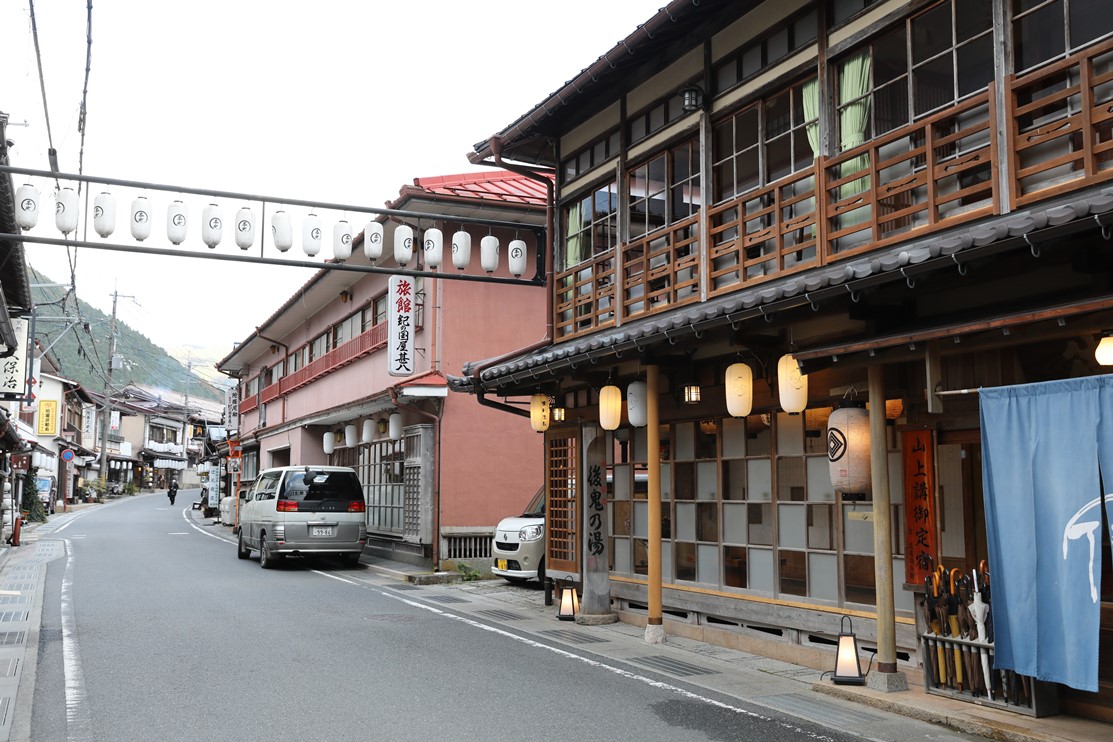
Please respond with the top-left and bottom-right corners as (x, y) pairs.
(396, 370), (447, 388)
(401, 171), (550, 207)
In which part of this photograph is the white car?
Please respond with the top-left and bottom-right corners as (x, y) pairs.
(236, 466), (367, 569)
(492, 487), (545, 583)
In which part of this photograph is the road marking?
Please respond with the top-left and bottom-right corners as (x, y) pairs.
(310, 570), (360, 585)
(167, 532), (189, 536)
(61, 540), (93, 740)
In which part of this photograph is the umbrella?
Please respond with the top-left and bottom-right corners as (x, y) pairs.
(970, 570), (993, 699)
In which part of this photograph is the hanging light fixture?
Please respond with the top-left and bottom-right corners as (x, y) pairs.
(827, 400), (870, 495)
(302, 213), (322, 256)
(680, 83), (705, 113)
(93, 192), (116, 237)
(627, 380), (648, 427)
(55, 187), (79, 235)
(166, 200), (188, 245)
(377, 418), (389, 435)
(530, 393), (551, 433)
(683, 383), (701, 405)
(322, 431), (336, 455)
(884, 399), (904, 421)
(361, 419), (375, 444)
(1097, 332), (1113, 365)
(552, 405), (566, 423)
(363, 221), (384, 263)
(389, 412), (403, 441)
(271, 210), (293, 252)
(452, 230), (472, 270)
(777, 353), (808, 413)
(557, 581), (580, 621)
(333, 220), (353, 261)
(15, 184), (39, 229)
(480, 235), (500, 273)
(508, 239), (527, 277)
(423, 227), (443, 269)
(202, 203), (224, 248)
(725, 362), (753, 418)
(394, 224), (414, 266)
(235, 206), (255, 250)
(599, 385), (622, 431)
(131, 196), (152, 241)
(344, 424), (358, 448)
(832, 615), (866, 685)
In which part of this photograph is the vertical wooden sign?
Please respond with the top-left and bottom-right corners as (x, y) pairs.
(903, 429), (938, 585)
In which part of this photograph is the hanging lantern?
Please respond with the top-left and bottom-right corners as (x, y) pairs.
(202, 203), (223, 248)
(93, 192), (116, 237)
(302, 213), (322, 256)
(388, 412), (403, 441)
(344, 423), (358, 448)
(530, 393), (551, 433)
(130, 197), (152, 241)
(322, 431), (336, 455)
(777, 353), (808, 413)
(333, 220), (352, 260)
(363, 221), (384, 262)
(508, 239), (527, 278)
(599, 385), (622, 431)
(552, 406), (566, 423)
(394, 224), (414, 266)
(1097, 332), (1113, 365)
(361, 419), (375, 444)
(55, 187), (79, 235)
(725, 363), (753, 418)
(15, 184), (39, 229)
(627, 380), (648, 428)
(235, 206), (255, 250)
(452, 230), (472, 270)
(827, 401), (871, 494)
(272, 210), (293, 252)
(480, 235), (500, 273)
(166, 200), (188, 244)
(423, 227), (443, 269)
(682, 384), (701, 404)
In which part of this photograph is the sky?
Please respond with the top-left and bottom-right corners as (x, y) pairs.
(2, 0), (663, 386)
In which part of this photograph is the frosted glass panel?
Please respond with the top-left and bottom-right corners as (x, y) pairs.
(633, 427), (647, 461)
(749, 548), (774, 592)
(892, 557), (914, 612)
(613, 464), (631, 499)
(660, 463), (672, 499)
(777, 412), (804, 456)
(778, 503), (806, 549)
(748, 458), (772, 501)
(888, 451), (903, 504)
(843, 506), (875, 553)
(698, 544), (719, 585)
(633, 501), (648, 539)
(613, 537), (631, 574)
(723, 503), (747, 544)
(808, 552), (838, 601)
(807, 456), (836, 501)
(723, 459), (746, 500)
(807, 504), (835, 550)
(697, 461), (717, 500)
(662, 541), (673, 582)
(722, 417), (746, 458)
(676, 502), (696, 542)
(675, 421), (695, 460)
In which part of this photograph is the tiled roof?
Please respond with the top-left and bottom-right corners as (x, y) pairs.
(400, 172), (550, 207)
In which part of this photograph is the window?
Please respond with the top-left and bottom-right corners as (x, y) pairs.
(308, 332), (330, 361)
(714, 9), (818, 94)
(562, 130), (621, 182)
(266, 360), (284, 386)
(1013, 0), (1113, 72)
(563, 180), (618, 269)
(628, 139), (701, 239)
(830, 0), (881, 28)
(365, 439), (405, 534)
(628, 92), (689, 145)
(286, 348), (303, 374)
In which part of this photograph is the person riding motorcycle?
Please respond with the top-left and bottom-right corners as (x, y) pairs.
(167, 479), (179, 505)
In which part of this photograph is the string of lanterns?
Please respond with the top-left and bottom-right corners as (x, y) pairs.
(322, 412), (404, 454)
(13, 184), (529, 276)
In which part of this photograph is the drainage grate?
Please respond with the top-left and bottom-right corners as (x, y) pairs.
(540, 629), (610, 645)
(0, 696), (9, 726)
(0, 632), (25, 647)
(389, 584), (422, 591)
(39, 629), (62, 642)
(476, 609), (527, 621)
(363, 614), (418, 623)
(628, 655), (719, 677)
(759, 693), (887, 728)
(0, 596), (27, 605)
(0, 612), (28, 623)
(1, 584), (34, 591)
(0, 659), (16, 677)
(424, 594), (469, 605)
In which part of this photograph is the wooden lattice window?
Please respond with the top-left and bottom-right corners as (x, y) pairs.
(546, 433), (580, 574)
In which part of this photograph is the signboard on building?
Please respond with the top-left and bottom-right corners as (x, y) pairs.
(110, 410), (120, 431)
(225, 386), (240, 430)
(903, 429), (938, 586)
(387, 275), (414, 377)
(37, 399), (59, 436)
(0, 317), (30, 401)
(82, 404), (95, 439)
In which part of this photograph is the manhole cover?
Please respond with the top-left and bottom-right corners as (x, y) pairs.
(363, 614), (418, 623)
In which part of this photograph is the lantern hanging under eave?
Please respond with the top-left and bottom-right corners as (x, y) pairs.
(394, 224), (414, 266)
(827, 401), (871, 494)
(777, 353), (808, 414)
(322, 431), (336, 455)
(452, 230), (472, 270)
(235, 206), (255, 249)
(599, 385), (622, 431)
(363, 221), (383, 262)
(725, 363), (754, 418)
(93, 192), (116, 237)
(423, 227), (443, 269)
(15, 184), (39, 229)
(55, 187), (79, 235)
(202, 203), (223, 248)
(361, 419), (375, 444)
(530, 393), (550, 433)
(166, 200), (188, 245)
(627, 380), (648, 428)
(388, 412), (403, 441)
(344, 423), (358, 448)
(333, 220), (352, 261)
(508, 239), (527, 278)
(480, 235), (500, 273)
(302, 213), (322, 256)
(130, 196), (152, 241)
(271, 210), (293, 252)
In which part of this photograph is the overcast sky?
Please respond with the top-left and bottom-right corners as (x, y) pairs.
(2, 0), (661, 385)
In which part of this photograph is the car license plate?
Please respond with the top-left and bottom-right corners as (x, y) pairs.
(311, 526), (334, 537)
(497, 559), (507, 571)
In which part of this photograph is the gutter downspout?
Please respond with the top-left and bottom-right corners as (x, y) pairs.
(255, 327), (289, 426)
(389, 386), (444, 569)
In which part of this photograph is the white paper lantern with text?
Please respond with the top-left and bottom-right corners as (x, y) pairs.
(452, 230), (472, 270)
(480, 235), (500, 273)
(725, 363), (754, 418)
(363, 221), (383, 262)
(333, 220), (352, 260)
(15, 184), (39, 229)
(777, 354), (808, 413)
(394, 224), (414, 266)
(202, 203), (223, 248)
(599, 385), (622, 431)
(508, 239), (527, 277)
(235, 206), (255, 249)
(423, 227), (443, 269)
(166, 200), (188, 244)
(322, 431), (336, 455)
(93, 192), (116, 237)
(55, 187), (79, 235)
(530, 393), (550, 433)
(627, 381), (648, 427)
(827, 402), (871, 494)
(302, 213), (322, 256)
(272, 210), (293, 252)
(344, 423), (358, 448)
(388, 412), (403, 441)
(130, 197), (152, 241)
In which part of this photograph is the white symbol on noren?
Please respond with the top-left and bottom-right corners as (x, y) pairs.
(1063, 493), (1113, 603)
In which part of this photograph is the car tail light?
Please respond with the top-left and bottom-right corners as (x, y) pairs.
(348, 500), (365, 513)
(276, 499), (299, 512)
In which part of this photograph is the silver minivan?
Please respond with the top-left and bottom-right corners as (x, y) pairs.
(237, 466), (367, 569)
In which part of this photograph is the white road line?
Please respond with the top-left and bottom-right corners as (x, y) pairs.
(180, 510), (235, 543)
(310, 570), (360, 585)
(61, 539), (93, 741)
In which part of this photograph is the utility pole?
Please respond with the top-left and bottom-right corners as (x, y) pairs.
(97, 290), (128, 485)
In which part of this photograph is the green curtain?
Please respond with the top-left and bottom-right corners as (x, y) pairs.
(838, 51), (872, 198)
(801, 77), (820, 158)
(565, 201), (583, 269)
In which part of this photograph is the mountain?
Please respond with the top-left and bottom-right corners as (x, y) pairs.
(27, 265), (224, 403)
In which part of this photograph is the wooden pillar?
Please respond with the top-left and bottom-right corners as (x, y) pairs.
(868, 365), (903, 684)
(645, 364), (664, 643)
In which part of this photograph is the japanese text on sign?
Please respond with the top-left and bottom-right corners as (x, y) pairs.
(902, 429), (938, 586)
(586, 463), (606, 559)
(0, 318), (30, 400)
(388, 275), (414, 377)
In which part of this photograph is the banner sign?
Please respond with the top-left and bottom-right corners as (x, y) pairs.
(37, 399), (59, 436)
(0, 317), (30, 400)
(225, 385), (240, 430)
(902, 429), (937, 587)
(110, 410), (120, 431)
(82, 404), (96, 439)
(387, 275), (414, 377)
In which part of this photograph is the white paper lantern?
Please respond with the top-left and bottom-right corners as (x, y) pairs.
(508, 239), (527, 278)
(272, 210), (293, 252)
(322, 431), (336, 455)
(725, 363), (753, 418)
(55, 187), (79, 235)
(344, 423), (358, 448)
(388, 412), (403, 441)
(302, 213), (322, 256)
(530, 393), (550, 433)
(333, 220), (352, 260)
(777, 353), (808, 414)
(627, 381), (648, 427)
(394, 224), (414, 267)
(361, 419), (375, 444)
(363, 221), (384, 262)
(235, 206), (255, 249)
(452, 230), (472, 270)
(93, 192), (116, 237)
(131, 197), (152, 241)
(166, 200), (188, 244)
(599, 385), (622, 431)
(202, 203), (223, 248)
(15, 184), (39, 229)
(828, 402), (871, 494)
(480, 235), (500, 273)
(423, 227), (443, 269)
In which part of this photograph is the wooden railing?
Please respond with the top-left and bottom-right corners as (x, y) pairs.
(554, 250), (617, 338)
(621, 214), (700, 320)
